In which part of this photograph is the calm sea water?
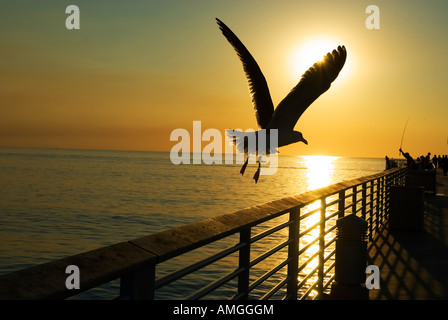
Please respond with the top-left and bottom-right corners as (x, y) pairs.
(0, 147), (387, 299)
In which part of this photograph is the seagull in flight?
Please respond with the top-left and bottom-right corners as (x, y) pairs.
(216, 18), (347, 183)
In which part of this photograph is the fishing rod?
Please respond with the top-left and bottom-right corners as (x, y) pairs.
(399, 117), (411, 156)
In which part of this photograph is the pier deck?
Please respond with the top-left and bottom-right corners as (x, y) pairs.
(368, 169), (448, 299)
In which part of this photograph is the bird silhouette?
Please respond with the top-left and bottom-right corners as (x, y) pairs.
(216, 18), (347, 183)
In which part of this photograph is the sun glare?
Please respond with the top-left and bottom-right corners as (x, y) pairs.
(302, 155), (339, 191)
(291, 37), (350, 80)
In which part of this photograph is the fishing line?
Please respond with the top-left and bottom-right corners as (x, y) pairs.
(399, 117), (411, 155)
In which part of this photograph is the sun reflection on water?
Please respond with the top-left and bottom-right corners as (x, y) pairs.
(302, 155), (339, 191)
(298, 155), (340, 298)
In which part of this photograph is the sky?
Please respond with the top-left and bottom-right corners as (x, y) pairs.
(1, 0), (447, 158)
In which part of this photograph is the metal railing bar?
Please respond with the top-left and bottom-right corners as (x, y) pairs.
(318, 198), (326, 296)
(344, 191), (354, 198)
(322, 260), (336, 278)
(354, 206), (363, 215)
(185, 268), (244, 300)
(343, 202), (354, 211)
(322, 254), (336, 273)
(260, 277), (289, 300)
(297, 263), (320, 290)
(297, 250), (320, 275)
(300, 280), (319, 300)
(310, 231), (335, 245)
(248, 259), (290, 294)
(325, 198), (340, 208)
(237, 228), (251, 299)
(353, 189), (363, 197)
(250, 220), (292, 244)
(299, 206), (322, 221)
(297, 237), (320, 257)
(298, 220), (322, 238)
(250, 239), (291, 268)
(325, 210), (341, 222)
(300, 261), (337, 300)
(230, 292), (245, 301)
(322, 274), (335, 292)
(286, 208), (300, 300)
(326, 198), (341, 208)
(155, 242), (245, 289)
(323, 236), (337, 250)
(324, 224), (338, 235)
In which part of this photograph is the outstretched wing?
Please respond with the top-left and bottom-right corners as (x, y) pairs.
(216, 18), (274, 129)
(267, 45), (347, 131)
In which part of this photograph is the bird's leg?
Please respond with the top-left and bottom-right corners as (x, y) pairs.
(240, 156), (249, 175)
(253, 156), (261, 183)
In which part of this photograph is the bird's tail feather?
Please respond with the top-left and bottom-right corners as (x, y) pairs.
(225, 129), (258, 155)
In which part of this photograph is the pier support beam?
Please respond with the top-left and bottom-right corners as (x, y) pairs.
(330, 214), (369, 300)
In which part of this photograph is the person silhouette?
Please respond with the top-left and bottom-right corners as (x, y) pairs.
(432, 154), (438, 168)
(399, 148), (417, 170)
(442, 155), (448, 176)
(385, 156), (391, 170)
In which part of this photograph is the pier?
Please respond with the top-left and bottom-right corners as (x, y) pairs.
(1, 166), (447, 300)
(368, 168), (448, 299)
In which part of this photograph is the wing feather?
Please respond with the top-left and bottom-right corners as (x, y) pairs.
(216, 18), (274, 129)
(267, 45), (347, 131)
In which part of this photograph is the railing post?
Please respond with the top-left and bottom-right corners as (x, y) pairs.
(120, 261), (155, 300)
(237, 228), (251, 300)
(375, 178), (381, 225)
(379, 177), (384, 221)
(361, 182), (370, 241)
(330, 214), (369, 300)
(384, 176), (390, 219)
(338, 190), (345, 219)
(370, 181), (375, 238)
(287, 207), (300, 300)
(352, 186), (357, 216)
(361, 182), (367, 221)
(318, 198), (326, 297)
(385, 174), (392, 218)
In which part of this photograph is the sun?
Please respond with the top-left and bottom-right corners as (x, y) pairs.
(290, 37), (350, 80)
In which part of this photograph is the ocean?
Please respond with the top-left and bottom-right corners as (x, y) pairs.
(0, 147), (387, 299)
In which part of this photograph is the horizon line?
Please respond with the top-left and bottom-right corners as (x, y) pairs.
(0, 145), (398, 160)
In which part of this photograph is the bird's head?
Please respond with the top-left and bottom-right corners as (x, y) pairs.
(292, 131), (308, 145)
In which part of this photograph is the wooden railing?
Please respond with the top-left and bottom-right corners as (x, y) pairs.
(0, 167), (407, 300)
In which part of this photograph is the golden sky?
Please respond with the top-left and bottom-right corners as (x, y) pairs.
(1, 0), (447, 158)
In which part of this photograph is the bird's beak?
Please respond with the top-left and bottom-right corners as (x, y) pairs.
(302, 137), (308, 145)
